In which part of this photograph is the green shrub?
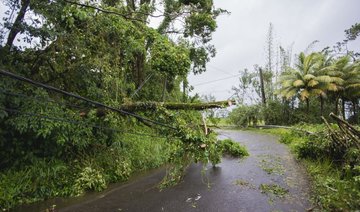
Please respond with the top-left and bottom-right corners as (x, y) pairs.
(75, 167), (107, 193)
(295, 135), (330, 160)
(0, 158), (79, 210)
(219, 139), (249, 157)
(86, 147), (133, 183)
(278, 132), (293, 144)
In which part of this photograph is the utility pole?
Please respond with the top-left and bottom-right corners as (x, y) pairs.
(259, 67), (266, 105)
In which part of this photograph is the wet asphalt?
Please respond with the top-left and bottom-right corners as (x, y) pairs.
(18, 130), (312, 212)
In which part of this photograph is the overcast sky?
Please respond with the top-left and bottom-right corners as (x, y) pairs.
(188, 0), (360, 100)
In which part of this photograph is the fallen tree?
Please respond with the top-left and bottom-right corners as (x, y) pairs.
(118, 100), (236, 112)
(322, 113), (360, 149)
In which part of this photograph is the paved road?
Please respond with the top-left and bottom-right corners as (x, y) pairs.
(19, 130), (312, 212)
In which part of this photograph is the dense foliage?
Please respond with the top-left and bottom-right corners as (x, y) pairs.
(0, 0), (229, 210)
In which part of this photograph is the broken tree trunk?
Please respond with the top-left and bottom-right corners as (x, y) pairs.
(118, 100), (236, 112)
(322, 113), (360, 149)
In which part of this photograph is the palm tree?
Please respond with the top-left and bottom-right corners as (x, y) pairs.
(279, 52), (321, 111)
(278, 52), (343, 114)
(341, 60), (360, 121)
(326, 56), (352, 116)
(314, 54), (344, 115)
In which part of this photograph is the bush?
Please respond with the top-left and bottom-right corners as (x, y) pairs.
(75, 167), (107, 193)
(218, 139), (249, 157)
(0, 158), (79, 210)
(295, 134), (331, 160)
(278, 132), (293, 144)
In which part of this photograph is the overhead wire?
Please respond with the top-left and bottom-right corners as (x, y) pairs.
(192, 73), (242, 86)
(0, 70), (177, 130)
(207, 64), (237, 77)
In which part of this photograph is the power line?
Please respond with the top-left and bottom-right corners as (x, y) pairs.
(0, 70), (177, 130)
(208, 64), (237, 77)
(1, 107), (172, 139)
(227, 92), (237, 100)
(198, 89), (231, 93)
(192, 74), (242, 86)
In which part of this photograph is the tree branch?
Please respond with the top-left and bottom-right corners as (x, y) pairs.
(6, 0), (30, 48)
(63, 0), (165, 22)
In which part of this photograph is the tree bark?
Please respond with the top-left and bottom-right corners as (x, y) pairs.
(6, 0), (30, 48)
(342, 98), (346, 119)
(320, 96), (324, 116)
(334, 95), (339, 115)
(134, 52), (145, 88)
(306, 98), (310, 112)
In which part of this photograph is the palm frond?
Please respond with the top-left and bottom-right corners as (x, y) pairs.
(285, 88), (298, 99)
(303, 74), (315, 80)
(329, 77), (344, 84)
(300, 90), (310, 100)
(315, 75), (332, 83)
(326, 83), (339, 91)
(346, 83), (360, 89)
(293, 79), (305, 87)
(281, 80), (294, 88)
(308, 79), (319, 87)
(310, 88), (326, 97)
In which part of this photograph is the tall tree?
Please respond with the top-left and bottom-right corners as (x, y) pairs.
(264, 23), (275, 100)
(265, 23), (274, 74)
